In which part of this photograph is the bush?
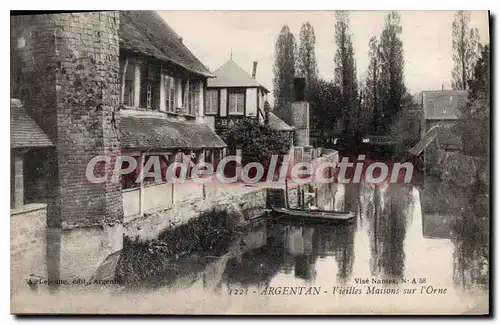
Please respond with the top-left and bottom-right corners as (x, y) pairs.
(221, 118), (292, 170)
(115, 209), (239, 287)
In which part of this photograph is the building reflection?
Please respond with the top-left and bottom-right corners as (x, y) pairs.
(366, 184), (412, 280)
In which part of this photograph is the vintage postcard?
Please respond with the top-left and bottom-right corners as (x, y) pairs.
(10, 10), (490, 314)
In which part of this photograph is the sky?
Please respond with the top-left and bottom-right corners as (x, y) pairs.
(158, 10), (489, 100)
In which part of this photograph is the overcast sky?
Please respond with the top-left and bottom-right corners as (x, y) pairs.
(158, 11), (489, 99)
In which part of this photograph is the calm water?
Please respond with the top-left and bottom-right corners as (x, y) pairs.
(17, 183), (487, 314)
(114, 183), (489, 314)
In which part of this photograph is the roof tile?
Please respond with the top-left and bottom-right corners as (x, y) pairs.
(120, 11), (212, 77)
(120, 112), (226, 150)
(207, 59), (269, 92)
(10, 99), (53, 149)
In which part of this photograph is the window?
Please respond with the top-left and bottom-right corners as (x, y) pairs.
(164, 75), (176, 112)
(183, 80), (200, 115)
(228, 89), (245, 115)
(140, 64), (161, 110)
(205, 89), (219, 115)
(123, 64), (135, 107)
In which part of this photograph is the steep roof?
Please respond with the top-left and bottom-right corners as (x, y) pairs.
(10, 99), (53, 149)
(268, 112), (294, 131)
(119, 11), (212, 77)
(207, 59), (269, 92)
(421, 90), (468, 120)
(120, 112), (226, 150)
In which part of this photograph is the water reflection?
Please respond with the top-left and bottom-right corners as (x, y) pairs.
(105, 182), (489, 300)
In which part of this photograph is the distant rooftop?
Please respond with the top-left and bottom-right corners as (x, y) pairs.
(420, 90), (468, 120)
(207, 59), (269, 92)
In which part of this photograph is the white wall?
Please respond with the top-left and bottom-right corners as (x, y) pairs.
(246, 88), (257, 117)
(220, 88), (227, 117)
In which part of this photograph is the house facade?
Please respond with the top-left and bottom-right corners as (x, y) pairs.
(205, 59), (271, 133)
(408, 90), (468, 175)
(11, 10), (226, 224)
(420, 90), (468, 144)
(10, 11), (227, 284)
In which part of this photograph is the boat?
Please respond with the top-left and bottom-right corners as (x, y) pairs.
(271, 207), (355, 223)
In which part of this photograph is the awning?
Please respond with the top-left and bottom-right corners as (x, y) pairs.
(10, 99), (53, 149)
(120, 113), (227, 150)
(268, 112), (294, 132)
(408, 124), (461, 156)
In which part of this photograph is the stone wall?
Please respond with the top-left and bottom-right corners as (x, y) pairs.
(11, 12), (123, 228)
(124, 187), (267, 241)
(291, 102), (310, 147)
(10, 204), (47, 295)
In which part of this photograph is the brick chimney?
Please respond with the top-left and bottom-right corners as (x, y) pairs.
(252, 61), (258, 79)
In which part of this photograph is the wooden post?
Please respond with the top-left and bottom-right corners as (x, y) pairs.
(133, 62), (141, 108)
(139, 152), (145, 216)
(171, 182), (175, 205)
(13, 152), (24, 209)
(284, 178), (289, 209)
(120, 57), (128, 105)
(297, 186), (301, 209)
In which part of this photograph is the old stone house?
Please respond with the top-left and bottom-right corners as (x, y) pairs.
(409, 90), (468, 169)
(10, 11), (227, 286)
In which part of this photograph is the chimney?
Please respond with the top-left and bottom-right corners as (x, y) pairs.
(441, 84), (444, 90)
(179, 37), (183, 44)
(252, 61), (258, 79)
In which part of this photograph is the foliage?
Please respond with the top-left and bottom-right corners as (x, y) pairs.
(452, 11), (480, 90)
(296, 21), (319, 100)
(273, 25), (297, 125)
(115, 209), (239, 287)
(378, 11), (407, 134)
(388, 93), (421, 155)
(364, 36), (383, 134)
(334, 11), (359, 134)
(221, 118), (292, 169)
(454, 44), (489, 157)
(440, 44), (489, 289)
(309, 79), (342, 144)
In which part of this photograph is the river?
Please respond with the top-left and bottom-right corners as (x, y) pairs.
(14, 183), (488, 314)
(112, 183), (489, 314)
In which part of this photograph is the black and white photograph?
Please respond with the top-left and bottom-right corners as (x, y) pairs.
(8, 9), (490, 315)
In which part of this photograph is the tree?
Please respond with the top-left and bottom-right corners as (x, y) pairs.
(452, 11), (480, 90)
(308, 79), (342, 145)
(334, 11), (358, 135)
(364, 36), (382, 133)
(446, 45), (489, 288)
(454, 44), (489, 157)
(296, 21), (319, 100)
(273, 25), (297, 126)
(378, 11), (406, 133)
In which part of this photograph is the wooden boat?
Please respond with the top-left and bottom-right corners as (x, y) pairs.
(271, 207), (355, 223)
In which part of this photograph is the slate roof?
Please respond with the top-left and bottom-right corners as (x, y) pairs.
(119, 11), (212, 77)
(10, 99), (53, 149)
(421, 90), (468, 120)
(268, 112), (294, 131)
(120, 113), (226, 150)
(207, 59), (269, 92)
